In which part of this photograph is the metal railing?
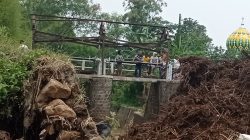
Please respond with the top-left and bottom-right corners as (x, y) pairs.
(71, 57), (173, 80)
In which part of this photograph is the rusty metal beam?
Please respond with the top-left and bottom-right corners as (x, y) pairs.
(31, 14), (169, 29)
(34, 31), (160, 52)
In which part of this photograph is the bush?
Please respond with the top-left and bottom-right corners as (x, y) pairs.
(0, 34), (67, 117)
(111, 81), (144, 109)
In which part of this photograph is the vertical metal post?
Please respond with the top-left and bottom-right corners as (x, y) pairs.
(103, 59), (106, 75)
(166, 63), (173, 81)
(101, 42), (104, 75)
(31, 15), (36, 49)
(99, 22), (106, 75)
(81, 60), (86, 70)
(178, 14), (182, 49)
(111, 62), (114, 74)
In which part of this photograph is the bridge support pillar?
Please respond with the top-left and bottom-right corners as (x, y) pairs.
(144, 82), (160, 120)
(143, 80), (180, 121)
(158, 80), (180, 104)
(89, 77), (112, 121)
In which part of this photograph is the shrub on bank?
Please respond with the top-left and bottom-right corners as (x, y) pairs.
(0, 33), (67, 118)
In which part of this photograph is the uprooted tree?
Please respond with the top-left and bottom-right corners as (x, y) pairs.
(23, 57), (102, 140)
(125, 56), (250, 140)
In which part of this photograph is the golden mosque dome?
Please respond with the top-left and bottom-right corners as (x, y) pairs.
(226, 26), (250, 50)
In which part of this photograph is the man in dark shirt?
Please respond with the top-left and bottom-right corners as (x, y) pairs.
(133, 51), (143, 77)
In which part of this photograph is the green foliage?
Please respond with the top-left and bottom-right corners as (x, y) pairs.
(38, 43), (98, 57)
(21, 0), (101, 36)
(0, 34), (66, 117)
(111, 82), (144, 109)
(170, 18), (213, 58)
(22, 0), (100, 17)
(206, 45), (226, 60)
(206, 45), (244, 60)
(0, 0), (25, 39)
(0, 59), (26, 98)
(222, 49), (241, 60)
(20, 0), (102, 57)
(123, 0), (168, 43)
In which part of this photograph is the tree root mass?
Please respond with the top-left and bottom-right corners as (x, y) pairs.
(126, 57), (250, 140)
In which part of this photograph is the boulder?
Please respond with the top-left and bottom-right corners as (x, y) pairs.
(44, 99), (76, 119)
(36, 79), (71, 108)
(41, 79), (71, 99)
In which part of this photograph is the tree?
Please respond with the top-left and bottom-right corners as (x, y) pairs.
(20, 0), (102, 56)
(0, 0), (24, 39)
(171, 18), (212, 57)
(21, 0), (101, 34)
(21, 0), (100, 18)
(122, 0), (168, 43)
(206, 45), (225, 60)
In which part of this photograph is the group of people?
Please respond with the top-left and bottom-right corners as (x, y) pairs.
(115, 49), (170, 79)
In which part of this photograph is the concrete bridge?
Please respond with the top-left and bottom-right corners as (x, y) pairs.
(73, 58), (180, 122)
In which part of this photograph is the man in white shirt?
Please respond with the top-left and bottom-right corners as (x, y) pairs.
(148, 52), (159, 75)
(115, 50), (124, 76)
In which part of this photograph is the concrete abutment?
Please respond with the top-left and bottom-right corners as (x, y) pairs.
(80, 76), (180, 123)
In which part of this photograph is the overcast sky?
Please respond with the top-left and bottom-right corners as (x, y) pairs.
(93, 0), (250, 48)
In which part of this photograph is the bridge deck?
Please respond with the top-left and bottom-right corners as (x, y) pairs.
(77, 74), (179, 83)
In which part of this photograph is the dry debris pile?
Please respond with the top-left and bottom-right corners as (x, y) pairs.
(127, 57), (250, 140)
(23, 57), (102, 140)
(0, 130), (11, 140)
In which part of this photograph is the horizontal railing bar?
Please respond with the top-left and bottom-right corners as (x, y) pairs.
(32, 14), (169, 29)
(71, 59), (94, 62)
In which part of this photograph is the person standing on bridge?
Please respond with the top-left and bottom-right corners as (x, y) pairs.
(115, 50), (124, 76)
(133, 51), (143, 77)
(143, 53), (150, 75)
(148, 52), (159, 76)
(160, 48), (170, 79)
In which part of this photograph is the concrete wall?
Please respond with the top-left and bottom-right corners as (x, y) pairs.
(88, 77), (112, 121)
(143, 80), (180, 121)
(158, 80), (180, 104)
(143, 82), (160, 120)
